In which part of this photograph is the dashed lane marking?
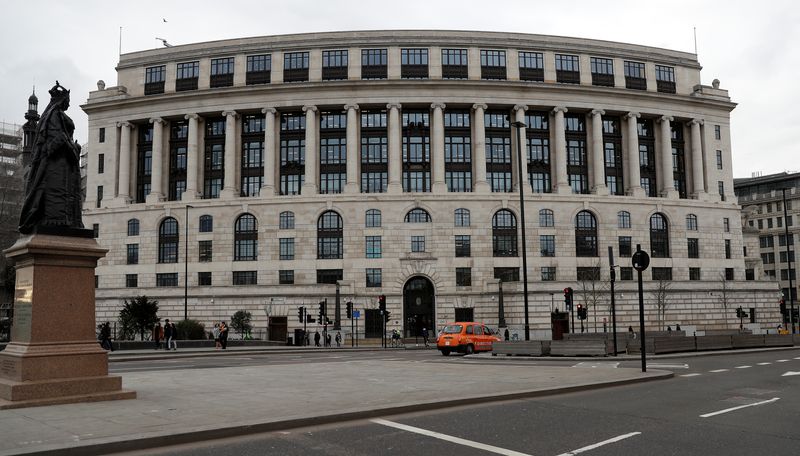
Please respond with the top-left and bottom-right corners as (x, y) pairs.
(709, 369), (729, 373)
(735, 366), (752, 369)
(554, 432), (642, 456)
(700, 397), (780, 418)
(776, 359), (790, 363)
(757, 362), (772, 365)
(680, 373), (702, 377)
(647, 363), (689, 369)
(573, 362), (620, 369)
(371, 418), (532, 456)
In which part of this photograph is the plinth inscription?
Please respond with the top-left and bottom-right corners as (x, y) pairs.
(11, 268), (32, 342)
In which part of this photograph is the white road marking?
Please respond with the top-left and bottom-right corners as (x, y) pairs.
(794, 357), (800, 360)
(709, 369), (729, 373)
(700, 397), (780, 418)
(111, 365), (194, 371)
(782, 371), (800, 377)
(757, 362), (772, 365)
(573, 362), (619, 369)
(554, 432), (642, 456)
(776, 359), (790, 363)
(371, 418), (532, 456)
(735, 365), (752, 369)
(648, 363), (689, 369)
(680, 373), (702, 377)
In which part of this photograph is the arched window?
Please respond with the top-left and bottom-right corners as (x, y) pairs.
(686, 214), (698, 231)
(539, 209), (554, 227)
(279, 211), (295, 229)
(234, 214), (258, 261)
(127, 218), (140, 236)
(575, 210), (598, 257)
(492, 209), (517, 257)
(318, 211), (343, 259)
(199, 215), (213, 233)
(365, 209), (381, 228)
(650, 213), (670, 258)
(158, 217), (178, 263)
(404, 208), (432, 223)
(454, 208), (470, 227)
(617, 211), (631, 229)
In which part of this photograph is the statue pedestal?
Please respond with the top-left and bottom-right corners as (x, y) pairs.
(0, 234), (135, 409)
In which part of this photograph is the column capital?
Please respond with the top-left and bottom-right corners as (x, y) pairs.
(221, 110), (238, 118)
(430, 102), (446, 110)
(472, 103), (488, 111)
(149, 117), (165, 125)
(344, 103), (360, 111)
(261, 107), (277, 115)
(551, 106), (568, 115)
(184, 113), (199, 121)
(513, 104), (528, 113)
(625, 112), (640, 120)
(116, 121), (132, 129)
(658, 115), (674, 123)
(689, 118), (704, 126)
(590, 109), (605, 117)
(386, 103), (402, 111)
(302, 105), (317, 113)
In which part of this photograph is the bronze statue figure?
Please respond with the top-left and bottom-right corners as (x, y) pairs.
(19, 81), (85, 235)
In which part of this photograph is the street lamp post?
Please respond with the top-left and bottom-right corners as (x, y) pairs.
(511, 121), (531, 341)
(781, 188), (796, 334)
(184, 204), (193, 321)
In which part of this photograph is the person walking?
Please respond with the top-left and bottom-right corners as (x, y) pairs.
(326, 333), (332, 347)
(335, 332), (341, 348)
(628, 325), (636, 339)
(314, 330), (321, 347)
(219, 321), (229, 349)
(212, 323), (221, 349)
(153, 321), (163, 350)
(421, 327), (429, 348)
(164, 319), (177, 351)
(99, 322), (113, 351)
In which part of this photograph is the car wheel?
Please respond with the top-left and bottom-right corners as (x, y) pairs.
(465, 344), (474, 355)
(440, 349), (450, 356)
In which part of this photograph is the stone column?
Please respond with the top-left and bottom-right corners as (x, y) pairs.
(513, 105), (528, 192)
(261, 107), (277, 196)
(220, 110), (238, 198)
(146, 117), (165, 204)
(590, 109), (608, 195)
(116, 122), (132, 202)
(658, 115), (678, 198)
(387, 103), (402, 193)
(431, 102), (447, 193)
(552, 107), (571, 194)
(625, 112), (645, 197)
(689, 119), (707, 199)
(344, 104), (360, 194)
(472, 103), (490, 193)
(183, 113), (199, 201)
(302, 105), (318, 194)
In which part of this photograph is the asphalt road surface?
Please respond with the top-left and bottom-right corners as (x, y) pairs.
(116, 348), (800, 455)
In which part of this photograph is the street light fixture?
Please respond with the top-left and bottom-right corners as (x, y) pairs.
(511, 120), (531, 341)
(184, 204), (193, 321)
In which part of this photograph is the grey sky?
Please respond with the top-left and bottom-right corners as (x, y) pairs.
(2, 0), (797, 178)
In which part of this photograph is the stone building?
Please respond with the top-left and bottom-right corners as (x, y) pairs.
(81, 30), (779, 340)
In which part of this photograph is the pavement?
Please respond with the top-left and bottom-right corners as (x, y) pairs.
(0, 347), (672, 456)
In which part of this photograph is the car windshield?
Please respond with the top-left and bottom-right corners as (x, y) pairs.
(442, 325), (463, 334)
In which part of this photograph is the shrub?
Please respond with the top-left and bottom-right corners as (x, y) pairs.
(176, 319), (206, 340)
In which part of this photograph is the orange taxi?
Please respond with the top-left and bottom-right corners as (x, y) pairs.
(436, 322), (500, 356)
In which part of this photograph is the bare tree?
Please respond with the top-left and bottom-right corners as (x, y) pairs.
(718, 272), (730, 329)
(650, 279), (671, 330)
(578, 261), (609, 332)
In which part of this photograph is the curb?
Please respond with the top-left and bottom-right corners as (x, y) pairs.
(10, 370), (672, 456)
(109, 347), (401, 363)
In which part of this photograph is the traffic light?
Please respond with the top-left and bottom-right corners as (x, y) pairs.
(780, 299), (787, 315)
(378, 295), (386, 312)
(297, 306), (305, 323)
(346, 301), (353, 319)
(563, 287), (573, 310)
(384, 310), (391, 323)
(318, 300), (326, 321)
(736, 307), (744, 319)
(576, 303), (587, 320)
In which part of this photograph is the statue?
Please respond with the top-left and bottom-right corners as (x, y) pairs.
(18, 81), (85, 235)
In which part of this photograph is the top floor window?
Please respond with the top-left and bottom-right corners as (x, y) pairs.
(590, 57), (614, 87)
(145, 65), (166, 95)
(480, 50), (506, 80)
(401, 48), (429, 79)
(555, 54), (580, 84)
(362, 49), (388, 79)
(176, 61), (199, 91)
(655, 65), (676, 93)
(246, 54), (271, 85)
(210, 57), (234, 88)
(405, 208), (431, 223)
(624, 61), (646, 90)
(519, 51), (544, 82)
(714, 125), (721, 140)
(442, 49), (468, 79)
(322, 50), (348, 80)
(284, 52), (309, 82)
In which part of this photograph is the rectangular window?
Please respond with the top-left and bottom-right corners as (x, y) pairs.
(779, 234), (794, 246)
(411, 235), (425, 253)
(366, 236), (382, 258)
(745, 269), (755, 281)
(126, 244), (139, 265)
(716, 150), (723, 170)
(98, 153), (104, 174)
(92, 223), (99, 238)
(176, 61), (199, 91)
(441, 49), (468, 79)
(366, 268), (382, 287)
(145, 65), (166, 94)
(401, 48), (428, 79)
(246, 54), (271, 85)
(718, 181), (725, 201)
(456, 267), (472, 286)
(199, 240), (212, 262)
(761, 252), (775, 264)
(198, 272), (211, 286)
(714, 125), (721, 140)
(455, 235), (471, 257)
(361, 49), (388, 79)
(541, 266), (556, 281)
(619, 236), (632, 257)
(283, 52), (309, 82)
(204, 118), (225, 199)
(725, 268), (735, 281)
(280, 112), (306, 195)
(687, 238), (699, 258)
(620, 267), (633, 281)
(317, 269), (343, 284)
(279, 238), (295, 260)
(156, 273), (178, 287)
(780, 251), (796, 263)
(322, 50), (348, 80)
(651, 267), (672, 281)
(96, 185), (103, 208)
(689, 267), (701, 281)
(233, 271), (257, 285)
(590, 57), (614, 86)
(494, 267), (519, 282)
(480, 50), (506, 80)
(210, 57), (234, 87)
(624, 61), (646, 90)
(555, 54), (580, 83)
(540, 235), (555, 257)
(124, 274), (137, 288)
(655, 65), (676, 93)
(519, 51), (544, 81)
(577, 267), (601, 281)
(279, 270), (294, 284)
(724, 217), (730, 233)
(99, 128), (105, 143)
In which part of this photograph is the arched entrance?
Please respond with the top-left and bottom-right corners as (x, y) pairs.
(403, 276), (435, 338)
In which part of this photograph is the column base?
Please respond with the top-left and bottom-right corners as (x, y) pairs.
(627, 187), (647, 198)
(220, 188), (238, 199)
(387, 183), (403, 194)
(145, 192), (164, 204)
(592, 185), (608, 196)
(432, 182), (448, 193)
(301, 183), (318, 195)
(691, 191), (708, 201)
(473, 181), (491, 194)
(344, 183), (360, 194)
(181, 190), (200, 202)
(555, 184), (573, 195)
(660, 189), (679, 199)
(260, 185), (276, 197)
(108, 196), (131, 208)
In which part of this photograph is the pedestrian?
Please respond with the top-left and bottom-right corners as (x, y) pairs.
(421, 327), (429, 347)
(212, 323), (221, 349)
(152, 321), (163, 350)
(335, 332), (341, 348)
(170, 321), (178, 350)
(326, 333), (332, 347)
(628, 325), (636, 339)
(667, 326), (672, 333)
(163, 319), (173, 350)
(314, 330), (321, 347)
(676, 323), (681, 332)
(219, 321), (229, 349)
(504, 328), (510, 341)
(100, 322), (113, 351)
(304, 331), (310, 346)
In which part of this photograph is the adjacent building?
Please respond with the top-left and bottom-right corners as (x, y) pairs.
(81, 30), (779, 340)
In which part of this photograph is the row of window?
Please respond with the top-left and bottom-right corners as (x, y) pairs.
(750, 216), (795, 230)
(115, 264), (744, 290)
(759, 234), (796, 248)
(143, 49), (678, 95)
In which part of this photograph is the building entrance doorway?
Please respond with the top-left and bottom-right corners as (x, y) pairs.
(403, 276), (435, 338)
(268, 316), (287, 342)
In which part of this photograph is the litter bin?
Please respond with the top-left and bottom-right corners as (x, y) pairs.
(286, 336), (293, 346)
(294, 328), (305, 346)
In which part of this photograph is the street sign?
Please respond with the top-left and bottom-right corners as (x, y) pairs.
(632, 250), (650, 271)
(353, 310), (360, 319)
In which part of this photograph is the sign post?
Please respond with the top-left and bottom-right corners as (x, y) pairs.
(608, 246), (618, 356)
(632, 244), (650, 372)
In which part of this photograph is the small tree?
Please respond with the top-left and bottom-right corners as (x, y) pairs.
(119, 296), (159, 341)
(651, 279), (671, 330)
(230, 310), (253, 339)
(578, 262), (608, 332)
(176, 319), (205, 340)
(718, 272), (730, 329)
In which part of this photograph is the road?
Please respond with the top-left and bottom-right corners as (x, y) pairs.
(116, 348), (800, 455)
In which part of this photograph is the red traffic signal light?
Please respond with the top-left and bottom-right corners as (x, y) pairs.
(378, 295), (387, 311)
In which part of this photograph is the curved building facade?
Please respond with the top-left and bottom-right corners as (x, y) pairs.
(83, 30), (778, 339)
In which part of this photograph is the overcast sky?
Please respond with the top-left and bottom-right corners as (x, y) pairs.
(2, 0), (798, 178)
